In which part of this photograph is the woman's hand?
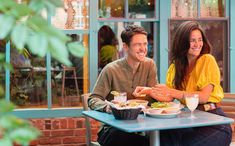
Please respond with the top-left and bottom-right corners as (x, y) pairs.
(150, 84), (173, 102)
(133, 86), (152, 97)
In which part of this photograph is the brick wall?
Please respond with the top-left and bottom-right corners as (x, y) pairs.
(27, 117), (101, 146)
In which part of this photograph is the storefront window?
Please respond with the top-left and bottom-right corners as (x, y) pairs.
(98, 0), (125, 18)
(51, 34), (89, 107)
(171, 0), (197, 18)
(52, 0), (89, 29)
(10, 48), (47, 108)
(129, 0), (155, 18)
(200, 0), (225, 17)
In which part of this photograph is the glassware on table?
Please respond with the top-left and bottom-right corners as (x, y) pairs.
(113, 92), (127, 103)
(185, 94), (199, 119)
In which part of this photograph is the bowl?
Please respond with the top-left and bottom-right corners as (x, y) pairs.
(111, 107), (141, 120)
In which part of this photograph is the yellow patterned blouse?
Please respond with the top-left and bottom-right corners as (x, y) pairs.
(166, 54), (224, 103)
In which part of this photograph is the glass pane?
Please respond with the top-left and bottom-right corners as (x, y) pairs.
(171, 0), (197, 18)
(98, 22), (156, 73)
(169, 20), (228, 91)
(10, 48), (47, 108)
(52, 0), (89, 29)
(200, 0), (225, 17)
(129, 0), (155, 18)
(0, 41), (6, 99)
(98, 0), (125, 18)
(51, 34), (89, 108)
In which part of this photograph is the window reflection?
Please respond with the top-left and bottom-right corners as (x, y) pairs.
(200, 0), (225, 17)
(129, 0), (155, 18)
(169, 20), (228, 91)
(52, 0), (89, 29)
(0, 41), (6, 99)
(171, 0), (197, 18)
(51, 34), (89, 107)
(10, 48), (47, 108)
(98, 0), (124, 18)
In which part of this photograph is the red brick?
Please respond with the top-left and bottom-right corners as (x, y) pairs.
(63, 136), (86, 144)
(91, 128), (99, 135)
(51, 130), (74, 137)
(29, 139), (39, 145)
(68, 118), (76, 129)
(91, 120), (101, 128)
(39, 137), (62, 145)
(60, 119), (68, 129)
(32, 119), (44, 130)
(76, 119), (85, 128)
(52, 120), (60, 129)
(41, 130), (51, 137)
(74, 129), (86, 136)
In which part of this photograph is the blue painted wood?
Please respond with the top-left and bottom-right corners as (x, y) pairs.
(46, 53), (52, 109)
(158, 0), (171, 83)
(83, 110), (234, 133)
(5, 42), (10, 102)
(13, 108), (83, 119)
(89, 0), (99, 92)
(230, 0), (235, 92)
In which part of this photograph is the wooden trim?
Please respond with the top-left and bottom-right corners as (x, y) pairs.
(224, 93), (235, 98)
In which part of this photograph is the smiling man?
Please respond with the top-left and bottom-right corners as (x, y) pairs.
(88, 25), (158, 146)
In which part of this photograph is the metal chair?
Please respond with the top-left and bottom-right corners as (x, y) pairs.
(81, 93), (101, 146)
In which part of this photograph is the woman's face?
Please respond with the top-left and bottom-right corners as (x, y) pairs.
(188, 29), (203, 59)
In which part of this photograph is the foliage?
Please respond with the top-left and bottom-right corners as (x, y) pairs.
(0, 100), (41, 146)
(0, 0), (86, 66)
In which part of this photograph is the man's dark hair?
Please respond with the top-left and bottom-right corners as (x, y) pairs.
(121, 25), (147, 45)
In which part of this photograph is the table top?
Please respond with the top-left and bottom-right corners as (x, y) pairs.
(82, 109), (234, 133)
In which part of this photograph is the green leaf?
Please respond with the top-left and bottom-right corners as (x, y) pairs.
(0, 86), (4, 97)
(9, 128), (40, 145)
(0, 0), (15, 12)
(10, 3), (32, 18)
(28, 0), (45, 13)
(11, 23), (28, 50)
(68, 42), (86, 58)
(49, 37), (71, 66)
(0, 15), (15, 39)
(27, 33), (48, 57)
(0, 100), (15, 113)
(0, 137), (12, 146)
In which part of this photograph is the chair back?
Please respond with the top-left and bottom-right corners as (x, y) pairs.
(81, 93), (100, 146)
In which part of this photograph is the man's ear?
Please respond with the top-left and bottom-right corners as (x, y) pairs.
(123, 43), (128, 52)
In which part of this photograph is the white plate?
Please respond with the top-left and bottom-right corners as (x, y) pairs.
(146, 110), (181, 118)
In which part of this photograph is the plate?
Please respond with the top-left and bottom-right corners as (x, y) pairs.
(145, 110), (181, 118)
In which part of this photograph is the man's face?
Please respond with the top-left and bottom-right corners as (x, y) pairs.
(124, 34), (148, 62)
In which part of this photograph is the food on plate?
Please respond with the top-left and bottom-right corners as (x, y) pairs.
(151, 102), (170, 108)
(128, 99), (148, 106)
(111, 91), (120, 96)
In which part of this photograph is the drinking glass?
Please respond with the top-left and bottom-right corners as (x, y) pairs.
(114, 92), (127, 103)
(185, 94), (199, 119)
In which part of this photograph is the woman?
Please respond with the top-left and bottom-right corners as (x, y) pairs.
(134, 21), (232, 146)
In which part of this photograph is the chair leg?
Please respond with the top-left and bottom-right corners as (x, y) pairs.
(73, 69), (80, 101)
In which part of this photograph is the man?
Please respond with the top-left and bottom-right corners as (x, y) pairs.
(88, 25), (158, 146)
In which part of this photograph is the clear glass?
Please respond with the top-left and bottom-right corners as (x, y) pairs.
(129, 0), (155, 18)
(98, 0), (124, 18)
(52, 0), (89, 29)
(51, 34), (89, 108)
(98, 22), (156, 73)
(200, 0), (225, 17)
(114, 92), (127, 103)
(10, 48), (47, 108)
(185, 94), (199, 118)
(169, 20), (228, 91)
(171, 0), (197, 18)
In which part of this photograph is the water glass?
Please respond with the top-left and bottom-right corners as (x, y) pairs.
(185, 94), (199, 119)
(114, 92), (127, 103)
